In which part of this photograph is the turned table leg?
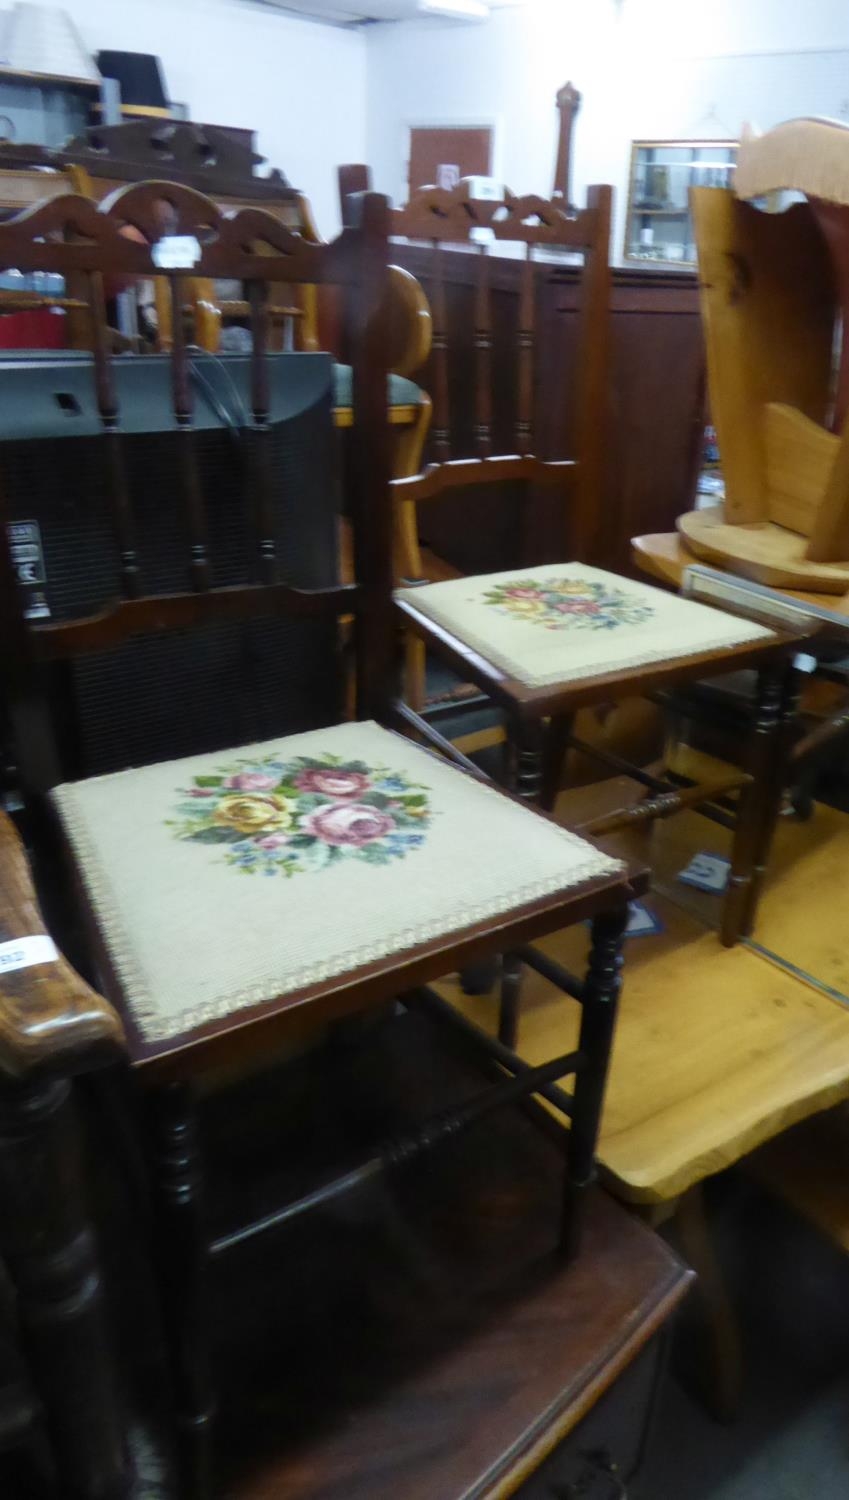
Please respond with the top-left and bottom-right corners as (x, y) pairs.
(722, 662), (783, 947)
(0, 1074), (129, 1500)
(722, 657), (802, 946)
(741, 661), (802, 939)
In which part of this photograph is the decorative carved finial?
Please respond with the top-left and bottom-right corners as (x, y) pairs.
(553, 81), (582, 207)
(556, 81), (581, 111)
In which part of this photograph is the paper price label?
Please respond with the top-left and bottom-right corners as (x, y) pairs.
(152, 235), (202, 270)
(0, 934), (59, 974)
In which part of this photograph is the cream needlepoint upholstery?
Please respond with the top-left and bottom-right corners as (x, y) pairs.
(51, 721), (622, 1044)
(397, 564), (775, 687)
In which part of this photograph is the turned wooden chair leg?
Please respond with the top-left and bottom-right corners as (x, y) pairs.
(675, 1184), (743, 1423)
(489, 719), (549, 1044)
(147, 1082), (215, 1500)
(510, 715), (546, 805)
(539, 712), (574, 814)
(722, 662), (784, 946)
(561, 907), (627, 1258)
(0, 1074), (129, 1500)
(498, 953), (523, 1049)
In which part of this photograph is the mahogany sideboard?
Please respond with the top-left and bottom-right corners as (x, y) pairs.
(388, 245), (705, 577)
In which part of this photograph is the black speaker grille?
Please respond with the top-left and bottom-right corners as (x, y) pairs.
(4, 362), (342, 778)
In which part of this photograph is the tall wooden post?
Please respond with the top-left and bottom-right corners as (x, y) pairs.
(553, 82), (582, 208)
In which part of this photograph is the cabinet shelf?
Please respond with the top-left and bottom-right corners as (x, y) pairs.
(625, 137), (737, 269)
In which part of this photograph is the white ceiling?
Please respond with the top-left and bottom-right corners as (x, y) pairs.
(252, 0), (508, 26)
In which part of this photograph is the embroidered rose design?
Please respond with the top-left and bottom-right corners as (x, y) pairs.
(293, 768), (370, 799)
(213, 793), (294, 835)
(300, 803), (395, 847)
(167, 752), (432, 877)
(479, 577), (654, 632)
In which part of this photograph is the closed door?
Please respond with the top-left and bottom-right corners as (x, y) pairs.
(407, 126), (493, 194)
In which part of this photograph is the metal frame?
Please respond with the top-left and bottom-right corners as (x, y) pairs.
(623, 137), (738, 269)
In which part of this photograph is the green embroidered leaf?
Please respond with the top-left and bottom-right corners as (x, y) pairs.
(293, 793), (324, 813)
(286, 834), (318, 850)
(359, 791), (391, 809)
(400, 793), (429, 807)
(187, 826), (244, 845)
(194, 775), (224, 788)
(359, 844), (393, 866)
(300, 839), (333, 872)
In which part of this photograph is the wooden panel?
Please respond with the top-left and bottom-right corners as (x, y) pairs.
(408, 127), (492, 194)
(389, 246), (705, 574)
(691, 188), (835, 526)
(763, 402), (838, 535)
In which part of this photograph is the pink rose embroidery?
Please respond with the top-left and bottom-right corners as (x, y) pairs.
(224, 771), (278, 791)
(301, 803), (395, 847)
(174, 752), (431, 876)
(293, 769), (370, 799)
(480, 577), (654, 632)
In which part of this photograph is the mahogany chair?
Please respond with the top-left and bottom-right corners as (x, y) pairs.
(0, 181), (642, 1499)
(387, 187), (819, 1019)
(382, 178), (612, 726)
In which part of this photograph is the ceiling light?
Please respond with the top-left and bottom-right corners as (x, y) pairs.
(417, 0), (490, 20)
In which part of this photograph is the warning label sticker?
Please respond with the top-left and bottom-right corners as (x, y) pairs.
(7, 520), (50, 619)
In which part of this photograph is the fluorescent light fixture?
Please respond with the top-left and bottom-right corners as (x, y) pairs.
(418, 0), (490, 20)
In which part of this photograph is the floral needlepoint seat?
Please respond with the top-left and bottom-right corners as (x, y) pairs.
(396, 563), (774, 687)
(51, 720), (622, 1047)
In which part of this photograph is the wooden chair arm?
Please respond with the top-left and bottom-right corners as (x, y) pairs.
(0, 811), (126, 1079)
(387, 265), (432, 378)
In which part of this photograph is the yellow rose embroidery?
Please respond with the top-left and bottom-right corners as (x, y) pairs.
(213, 793), (293, 835)
(505, 597), (545, 616)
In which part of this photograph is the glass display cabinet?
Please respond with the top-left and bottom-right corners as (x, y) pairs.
(624, 140), (738, 268)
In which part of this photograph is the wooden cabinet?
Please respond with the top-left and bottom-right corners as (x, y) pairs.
(624, 140), (737, 268)
(517, 1337), (665, 1498)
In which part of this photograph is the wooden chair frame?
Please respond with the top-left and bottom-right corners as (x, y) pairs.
(0, 180), (640, 1499)
(389, 178), (612, 578)
(380, 178), (612, 720)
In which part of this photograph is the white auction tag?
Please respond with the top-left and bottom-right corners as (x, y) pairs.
(0, 934), (59, 973)
(151, 235), (202, 270)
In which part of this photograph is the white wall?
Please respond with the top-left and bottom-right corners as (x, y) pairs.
(51, 0), (849, 255)
(62, 0), (367, 234)
(364, 0), (849, 264)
